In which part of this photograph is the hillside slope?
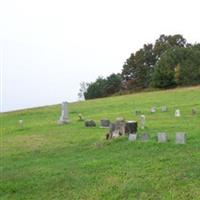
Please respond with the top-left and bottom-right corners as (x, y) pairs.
(1, 86), (200, 200)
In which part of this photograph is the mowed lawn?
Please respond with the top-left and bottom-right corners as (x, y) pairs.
(1, 86), (200, 200)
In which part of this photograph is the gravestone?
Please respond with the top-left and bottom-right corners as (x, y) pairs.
(140, 115), (145, 129)
(78, 113), (84, 121)
(141, 133), (149, 142)
(106, 123), (116, 139)
(176, 133), (186, 144)
(58, 101), (69, 124)
(126, 121), (138, 134)
(116, 117), (126, 135)
(100, 119), (110, 128)
(128, 133), (137, 141)
(161, 106), (168, 112)
(157, 133), (168, 143)
(151, 107), (156, 113)
(192, 108), (197, 115)
(175, 109), (181, 117)
(85, 120), (96, 127)
(19, 120), (24, 129)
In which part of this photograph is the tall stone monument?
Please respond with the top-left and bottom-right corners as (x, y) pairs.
(58, 101), (69, 124)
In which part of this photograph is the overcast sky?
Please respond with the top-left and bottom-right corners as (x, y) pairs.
(1, 0), (200, 112)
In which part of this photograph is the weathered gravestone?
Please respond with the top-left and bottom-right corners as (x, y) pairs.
(128, 133), (137, 141)
(58, 101), (69, 124)
(126, 121), (138, 134)
(161, 106), (168, 112)
(85, 120), (96, 127)
(100, 119), (110, 128)
(106, 123), (119, 139)
(141, 133), (150, 142)
(151, 107), (157, 113)
(176, 133), (186, 144)
(116, 117), (126, 135)
(140, 115), (145, 129)
(157, 133), (168, 143)
(192, 108), (197, 115)
(175, 109), (181, 117)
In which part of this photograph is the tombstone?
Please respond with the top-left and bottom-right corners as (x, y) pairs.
(175, 109), (181, 117)
(161, 106), (168, 112)
(19, 120), (24, 129)
(126, 121), (138, 134)
(128, 133), (137, 141)
(85, 120), (96, 127)
(100, 119), (110, 128)
(141, 133), (150, 142)
(140, 115), (145, 129)
(116, 117), (126, 135)
(176, 133), (186, 144)
(58, 101), (69, 124)
(106, 123), (116, 139)
(192, 108), (197, 115)
(151, 107), (156, 113)
(78, 113), (84, 121)
(157, 133), (168, 143)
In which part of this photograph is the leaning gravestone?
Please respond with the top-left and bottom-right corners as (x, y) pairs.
(141, 133), (150, 142)
(157, 133), (168, 143)
(175, 109), (181, 117)
(128, 133), (137, 141)
(161, 106), (168, 112)
(100, 119), (110, 128)
(140, 115), (145, 129)
(126, 121), (138, 134)
(151, 107), (156, 113)
(58, 101), (69, 124)
(176, 133), (186, 144)
(85, 120), (96, 127)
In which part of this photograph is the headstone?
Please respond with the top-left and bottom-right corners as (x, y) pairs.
(140, 115), (145, 129)
(19, 120), (24, 129)
(157, 133), (168, 143)
(58, 101), (69, 124)
(100, 119), (110, 128)
(175, 109), (181, 117)
(161, 106), (168, 112)
(78, 113), (84, 121)
(116, 117), (126, 135)
(192, 108), (197, 115)
(128, 133), (137, 141)
(106, 123), (116, 139)
(176, 133), (186, 144)
(85, 120), (96, 127)
(141, 133), (149, 142)
(126, 121), (138, 134)
(151, 107), (156, 113)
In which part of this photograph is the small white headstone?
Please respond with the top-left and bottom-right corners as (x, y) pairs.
(176, 133), (186, 144)
(58, 101), (69, 124)
(157, 133), (168, 143)
(151, 107), (156, 113)
(140, 115), (146, 129)
(175, 109), (181, 117)
(128, 134), (137, 141)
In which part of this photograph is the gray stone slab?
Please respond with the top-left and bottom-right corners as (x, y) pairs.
(141, 133), (150, 142)
(176, 133), (186, 144)
(100, 119), (110, 128)
(157, 133), (168, 143)
(85, 120), (96, 127)
(128, 134), (137, 141)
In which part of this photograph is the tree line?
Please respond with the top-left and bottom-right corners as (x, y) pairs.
(79, 34), (200, 100)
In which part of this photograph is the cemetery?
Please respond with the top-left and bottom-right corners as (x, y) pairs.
(1, 86), (200, 199)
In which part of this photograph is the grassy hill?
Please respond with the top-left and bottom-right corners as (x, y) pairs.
(1, 86), (200, 200)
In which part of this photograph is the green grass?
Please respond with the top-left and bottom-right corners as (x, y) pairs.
(1, 86), (200, 200)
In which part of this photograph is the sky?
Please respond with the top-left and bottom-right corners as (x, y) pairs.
(0, 0), (200, 112)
